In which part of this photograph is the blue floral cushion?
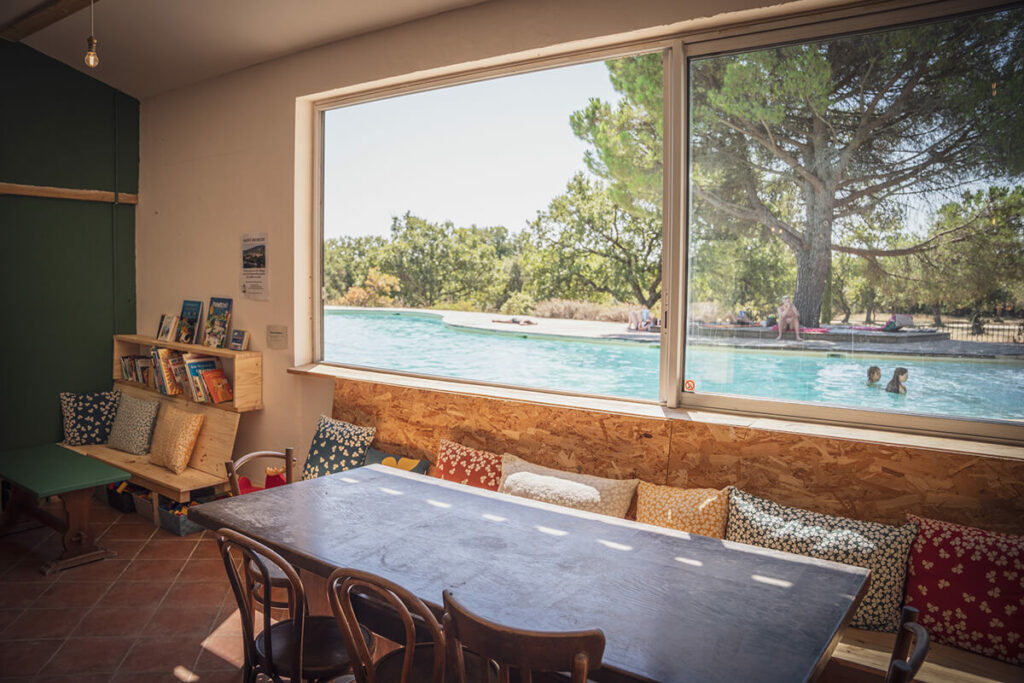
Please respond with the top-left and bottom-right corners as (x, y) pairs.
(724, 486), (918, 632)
(59, 390), (121, 445)
(302, 415), (375, 480)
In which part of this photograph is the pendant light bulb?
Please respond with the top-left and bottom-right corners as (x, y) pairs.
(83, 1), (98, 68)
(85, 36), (99, 68)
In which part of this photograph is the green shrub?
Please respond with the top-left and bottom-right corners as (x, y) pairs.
(499, 292), (536, 315)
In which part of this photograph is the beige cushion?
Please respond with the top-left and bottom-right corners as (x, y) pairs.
(149, 404), (204, 475)
(498, 453), (639, 518)
(636, 482), (729, 538)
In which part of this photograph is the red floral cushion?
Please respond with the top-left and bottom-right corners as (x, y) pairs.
(434, 439), (502, 491)
(905, 514), (1023, 664)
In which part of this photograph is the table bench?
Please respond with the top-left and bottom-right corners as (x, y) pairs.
(0, 443), (130, 574)
(63, 383), (237, 524)
(825, 628), (1022, 683)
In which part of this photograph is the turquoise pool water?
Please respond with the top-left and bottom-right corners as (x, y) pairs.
(323, 310), (1024, 421)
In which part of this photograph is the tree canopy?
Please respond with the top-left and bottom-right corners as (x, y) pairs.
(324, 7), (1024, 322)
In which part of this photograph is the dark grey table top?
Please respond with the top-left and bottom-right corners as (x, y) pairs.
(189, 465), (868, 682)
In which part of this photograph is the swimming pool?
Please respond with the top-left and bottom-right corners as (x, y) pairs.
(323, 310), (1024, 421)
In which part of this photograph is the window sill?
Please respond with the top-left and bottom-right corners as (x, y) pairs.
(288, 362), (1024, 463)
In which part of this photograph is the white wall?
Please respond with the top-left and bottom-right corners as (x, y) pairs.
(136, 0), (832, 458)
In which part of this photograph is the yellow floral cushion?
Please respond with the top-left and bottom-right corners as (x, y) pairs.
(636, 482), (729, 538)
(148, 405), (205, 475)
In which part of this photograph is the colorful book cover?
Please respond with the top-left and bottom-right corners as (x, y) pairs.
(177, 300), (203, 344)
(183, 353), (222, 403)
(135, 357), (154, 389)
(157, 314), (178, 341)
(168, 355), (190, 397)
(153, 348), (183, 395)
(203, 297), (232, 348)
(228, 329), (250, 351)
(201, 369), (234, 404)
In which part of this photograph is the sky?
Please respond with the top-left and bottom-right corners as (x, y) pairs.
(322, 60), (623, 240)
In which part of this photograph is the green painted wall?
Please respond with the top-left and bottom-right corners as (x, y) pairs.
(0, 41), (138, 450)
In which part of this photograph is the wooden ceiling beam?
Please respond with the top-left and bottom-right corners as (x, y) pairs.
(1, 0), (97, 42)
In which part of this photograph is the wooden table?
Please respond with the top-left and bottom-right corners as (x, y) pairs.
(189, 465), (869, 682)
(0, 444), (130, 574)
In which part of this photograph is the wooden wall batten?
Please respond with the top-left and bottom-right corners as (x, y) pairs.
(332, 377), (1024, 534)
(0, 181), (139, 205)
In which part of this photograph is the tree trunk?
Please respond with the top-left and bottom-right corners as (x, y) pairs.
(864, 290), (876, 324)
(931, 303), (943, 326)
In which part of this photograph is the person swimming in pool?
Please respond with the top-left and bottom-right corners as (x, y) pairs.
(867, 366), (882, 386)
(885, 367), (909, 394)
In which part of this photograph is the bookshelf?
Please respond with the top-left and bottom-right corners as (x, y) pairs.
(112, 334), (263, 412)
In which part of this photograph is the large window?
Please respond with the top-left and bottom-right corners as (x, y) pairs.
(317, 4), (1024, 443)
(320, 56), (663, 400)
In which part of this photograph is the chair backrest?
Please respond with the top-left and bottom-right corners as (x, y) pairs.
(442, 590), (604, 683)
(328, 568), (445, 683)
(225, 447), (296, 496)
(217, 527), (306, 680)
(886, 606), (930, 683)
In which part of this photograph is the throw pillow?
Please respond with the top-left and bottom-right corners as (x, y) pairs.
(636, 482), (729, 538)
(59, 390), (120, 445)
(905, 514), (1023, 664)
(724, 487), (918, 632)
(498, 453), (639, 518)
(364, 448), (430, 475)
(434, 440), (503, 491)
(107, 394), (161, 455)
(149, 404), (205, 475)
(302, 415), (375, 480)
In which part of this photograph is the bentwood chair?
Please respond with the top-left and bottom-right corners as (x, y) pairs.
(217, 528), (369, 683)
(442, 590), (605, 683)
(885, 606), (930, 683)
(329, 568), (446, 683)
(225, 449), (297, 616)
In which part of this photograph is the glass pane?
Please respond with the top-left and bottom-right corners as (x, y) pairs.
(686, 8), (1024, 422)
(322, 55), (663, 399)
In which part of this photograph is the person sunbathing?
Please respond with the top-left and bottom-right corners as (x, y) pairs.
(885, 367), (909, 394)
(776, 295), (802, 341)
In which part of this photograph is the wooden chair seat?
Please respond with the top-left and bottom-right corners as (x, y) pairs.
(255, 616), (369, 680)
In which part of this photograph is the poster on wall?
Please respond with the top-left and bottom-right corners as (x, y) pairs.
(240, 232), (268, 301)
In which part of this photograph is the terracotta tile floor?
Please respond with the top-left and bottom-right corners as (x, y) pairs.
(0, 497), (254, 682)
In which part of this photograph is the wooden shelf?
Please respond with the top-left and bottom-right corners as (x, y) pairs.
(113, 334), (262, 413)
(114, 334), (260, 360)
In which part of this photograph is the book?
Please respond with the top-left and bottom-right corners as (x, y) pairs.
(157, 314), (178, 341)
(177, 300), (204, 344)
(168, 355), (190, 397)
(152, 348), (183, 395)
(201, 368), (234, 404)
(134, 357), (154, 389)
(183, 353), (222, 403)
(203, 297), (233, 348)
(228, 329), (251, 351)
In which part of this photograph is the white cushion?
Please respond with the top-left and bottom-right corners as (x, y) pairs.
(498, 453), (639, 518)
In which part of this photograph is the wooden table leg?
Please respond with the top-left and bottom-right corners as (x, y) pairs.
(39, 488), (115, 576)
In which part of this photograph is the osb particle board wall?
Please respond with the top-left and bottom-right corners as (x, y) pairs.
(332, 378), (1024, 534)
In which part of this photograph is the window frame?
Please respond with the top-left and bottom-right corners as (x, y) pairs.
(311, 0), (1023, 446)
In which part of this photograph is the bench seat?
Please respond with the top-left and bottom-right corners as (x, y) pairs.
(64, 443), (227, 503)
(825, 628), (1021, 682)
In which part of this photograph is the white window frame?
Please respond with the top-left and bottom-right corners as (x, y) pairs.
(311, 0), (1023, 447)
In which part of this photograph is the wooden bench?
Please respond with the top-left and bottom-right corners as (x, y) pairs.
(823, 628), (1021, 682)
(64, 383), (238, 524)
